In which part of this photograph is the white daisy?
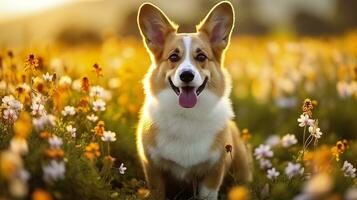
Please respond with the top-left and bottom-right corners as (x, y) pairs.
(342, 161), (356, 178)
(308, 125), (323, 139)
(92, 99), (106, 112)
(43, 160), (65, 183)
(297, 114), (314, 127)
(285, 162), (304, 178)
(86, 114), (98, 122)
(281, 134), (298, 148)
(66, 125), (77, 138)
(43, 72), (53, 82)
(48, 136), (63, 149)
(267, 168), (280, 180)
(118, 163), (127, 175)
(61, 106), (76, 116)
(101, 131), (116, 142)
(254, 144), (273, 160)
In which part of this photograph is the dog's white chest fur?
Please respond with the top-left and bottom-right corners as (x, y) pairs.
(145, 89), (234, 174)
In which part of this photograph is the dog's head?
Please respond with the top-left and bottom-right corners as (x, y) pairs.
(138, 1), (234, 109)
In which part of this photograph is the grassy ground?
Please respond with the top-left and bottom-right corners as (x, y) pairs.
(0, 32), (357, 200)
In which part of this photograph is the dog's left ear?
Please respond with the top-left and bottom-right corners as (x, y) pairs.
(197, 1), (235, 57)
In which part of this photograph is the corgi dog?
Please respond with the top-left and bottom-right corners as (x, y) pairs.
(136, 1), (252, 199)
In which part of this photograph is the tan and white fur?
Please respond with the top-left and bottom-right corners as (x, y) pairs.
(136, 1), (252, 199)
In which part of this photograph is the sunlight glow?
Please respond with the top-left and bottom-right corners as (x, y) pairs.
(0, 0), (72, 20)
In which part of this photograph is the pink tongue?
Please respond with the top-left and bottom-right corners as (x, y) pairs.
(179, 87), (197, 108)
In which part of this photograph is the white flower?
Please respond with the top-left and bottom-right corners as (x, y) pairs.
(86, 114), (98, 122)
(92, 99), (106, 112)
(2, 95), (23, 111)
(43, 160), (65, 183)
(3, 108), (18, 121)
(265, 135), (281, 147)
(254, 144), (273, 160)
(342, 161), (356, 178)
(32, 115), (56, 130)
(31, 102), (46, 116)
(61, 106), (76, 116)
(10, 138), (28, 156)
(43, 72), (53, 82)
(66, 125), (77, 138)
(260, 159), (272, 169)
(48, 136), (63, 149)
(59, 75), (72, 88)
(101, 131), (116, 142)
(118, 163), (127, 175)
(90, 86), (105, 98)
(281, 134), (298, 148)
(72, 79), (81, 91)
(308, 126), (322, 139)
(267, 168), (280, 180)
(285, 162), (304, 178)
(297, 114), (314, 127)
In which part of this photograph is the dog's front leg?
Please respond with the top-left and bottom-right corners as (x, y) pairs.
(198, 165), (225, 200)
(142, 161), (166, 200)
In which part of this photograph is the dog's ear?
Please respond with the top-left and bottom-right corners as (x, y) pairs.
(138, 3), (177, 57)
(197, 1), (235, 58)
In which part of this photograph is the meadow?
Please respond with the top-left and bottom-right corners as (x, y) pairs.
(0, 32), (357, 200)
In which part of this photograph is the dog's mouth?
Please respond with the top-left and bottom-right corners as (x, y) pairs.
(168, 77), (208, 108)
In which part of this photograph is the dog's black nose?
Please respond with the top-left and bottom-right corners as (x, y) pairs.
(180, 71), (194, 83)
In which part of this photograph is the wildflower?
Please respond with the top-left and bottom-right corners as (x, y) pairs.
(86, 114), (98, 122)
(66, 125), (77, 138)
(85, 142), (100, 159)
(331, 140), (348, 161)
(137, 188), (150, 199)
(297, 114), (314, 127)
(43, 73), (53, 82)
(13, 112), (32, 138)
(48, 136), (63, 149)
(89, 85), (104, 98)
(25, 54), (39, 71)
(10, 138), (29, 156)
(241, 129), (251, 142)
(2, 95), (23, 111)
(77, 97), (90, 113)
(3, 108), (18, 120)
(259, 159), (272, 169)
(33, 115), (56, 130)
(61, 106), (76, 116)
(92, 121), (105, 136)
(228, 186), (249, 200)
(31, 102), (46, 116)
(101, 131), (116, 142)
(308, 124), (322, 139)
(342, 161), (356, 178)
(302, 98), (314, 117)
(118, 163), (127, 174)
(42, 160), (65, 183)
(267, 168), (280, 180)
(32, 189), (53, 200)
(40, 131), (51, 139)
(45, 149), (64, 159)
(265, 135), (280, 147)
(285, 162), (304, 178)
(92, 63), (103, 77)
(72, 79), (81, 91)
(92, 99), (106, 111)
(58, 76), (72, 88)
(254, 144), (273, 160)
(80, 77), (90, 92)
(281, 134), (298, 148)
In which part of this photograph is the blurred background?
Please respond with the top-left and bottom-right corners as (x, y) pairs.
(0, 0), (357, 46)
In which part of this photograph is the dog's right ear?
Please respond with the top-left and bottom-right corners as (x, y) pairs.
(137, 3), (177, 57)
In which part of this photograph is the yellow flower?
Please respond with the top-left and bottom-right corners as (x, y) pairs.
(92, 121), (105, 136)
(137, 188), (150, 199)
(45, 149), (64, 159)
(92, 63), (103, 77)
(85, 142), (101, 160)
(241, 129), (251, 142)
(32, 189), (53, 200)
(13, 112), (32, 139)
(228, 186), (250, 200)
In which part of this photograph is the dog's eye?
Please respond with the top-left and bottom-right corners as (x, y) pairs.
(169, 54), (180, 63)
(195, 53), (207, 62)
